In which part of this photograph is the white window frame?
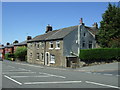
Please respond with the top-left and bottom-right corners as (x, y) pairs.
(50, 54), (55, 64)
(36, 53), (40, 60)
(88, 41), (93, 49)
(30, 43), (32, 47)
(55, 41), (60, 49)
(37, 43), (40, 49)
(49, 41), (53, 49)
(41, 42), (44, 49)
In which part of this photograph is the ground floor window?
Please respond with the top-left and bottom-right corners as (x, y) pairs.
(88, 41), (92, 48)
(41, 53), (44, 61)
(37, 53), (40, 60)
(50, 54), (55, 64)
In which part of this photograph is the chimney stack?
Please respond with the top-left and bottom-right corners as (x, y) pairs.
(93, 22), (98, 28)
(46, 24), (52, 33)
(27, 36), (32, 40)
(13, 40), (19, 44)
(80, 18), (85, 25)
(6, 42), (10, 45)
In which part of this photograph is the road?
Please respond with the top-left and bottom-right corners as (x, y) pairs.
(1, 60), (120, 88)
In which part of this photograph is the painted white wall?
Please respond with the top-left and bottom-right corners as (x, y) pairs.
(63, 25), (96, 57)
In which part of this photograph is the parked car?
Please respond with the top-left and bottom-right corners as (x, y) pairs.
(0, 57), (3, 61)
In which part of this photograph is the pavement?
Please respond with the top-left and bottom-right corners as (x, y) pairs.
(76, 62), (119, 72)
(10, 60), (120, 72)
(1, 60), (120, 88)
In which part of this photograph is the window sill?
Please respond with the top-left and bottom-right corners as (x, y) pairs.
(50, 61), (55, 64)
(55, 48), (60, 50)
(49, 48), (54, 50)
(36, 59), (39, 61)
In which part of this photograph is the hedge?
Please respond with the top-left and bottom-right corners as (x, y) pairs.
(5, 53), (14, 61)
(14, 47), (27, 61)
(80, 48), (120, 63)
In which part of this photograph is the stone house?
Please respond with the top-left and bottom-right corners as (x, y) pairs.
(27, 19), (98, 67)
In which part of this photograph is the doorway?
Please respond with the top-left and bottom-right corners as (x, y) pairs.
(45, 52), (50, 66)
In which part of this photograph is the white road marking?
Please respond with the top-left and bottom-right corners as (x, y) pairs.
(96, 73), (101, 75)
(85, 72), (92, 74)
(18, 68), (31, 71)
(103, 74), (113, 76)
(11, 75), (51, 78)
(92, 73), (97, 74)
(86, 81), (120, 89)
(39, 72), (66, 78)
(24, 81), (82, 85)
(7, 66), (15, 68)
(3, 72), (36, 74)
(4, 75), (22, 85)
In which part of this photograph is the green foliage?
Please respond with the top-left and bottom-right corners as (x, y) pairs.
(5, 53), (14, 61)
(80, 48), (120, 63)
(97, 3), (120, 48)
(14, 47), (27, 61)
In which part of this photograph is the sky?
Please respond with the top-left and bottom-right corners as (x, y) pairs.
(1, 2), (118, 45)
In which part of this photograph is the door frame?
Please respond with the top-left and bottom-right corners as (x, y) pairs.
(45, 52), (50, 66)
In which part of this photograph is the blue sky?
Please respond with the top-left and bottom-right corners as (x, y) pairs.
(2, 2), (118, 45)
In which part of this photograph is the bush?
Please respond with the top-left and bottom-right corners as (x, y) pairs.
(14, 47), (27, 61)
(5, 53), (14, 61)
(80, 48), (120, 64)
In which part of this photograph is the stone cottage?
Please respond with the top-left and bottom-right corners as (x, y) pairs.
(27, 19), (98, 67)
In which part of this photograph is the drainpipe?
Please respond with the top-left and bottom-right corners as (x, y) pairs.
(44, 41), (46, 65)
(77, 25), (81, 67)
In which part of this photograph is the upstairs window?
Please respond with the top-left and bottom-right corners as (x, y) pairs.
(41, 42), (44, 49)
(30, 43), (32, 47)
(49, 41), (53, 49)
(89, 41), (92, 48)
(56, 41), (60, 49)
(37, 43), (39, 49)
(84, 33), (86, 37)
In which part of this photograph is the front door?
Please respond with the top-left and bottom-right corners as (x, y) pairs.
(45, 52), (50, 66)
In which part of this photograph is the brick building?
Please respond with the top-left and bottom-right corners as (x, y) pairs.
(0, 45), (5, 59)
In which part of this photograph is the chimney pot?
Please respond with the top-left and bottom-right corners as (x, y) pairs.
(6, 42), (10, 45)
(46, 24), (52, 33)
(27, 36), (32, 40)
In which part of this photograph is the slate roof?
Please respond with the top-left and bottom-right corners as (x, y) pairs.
(28, 30), (58, 42)
(45, 25), (78, 40)
(28, 25), (98, 42)
(14, 41), (27, 46)
(0, 47), (4, 49)
(85, 26), (98, 35)
(4, 44), (14, 48)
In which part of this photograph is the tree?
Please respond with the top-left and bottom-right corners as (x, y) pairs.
(14, 47), (27, 61)
(97, 3), (120, 48)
